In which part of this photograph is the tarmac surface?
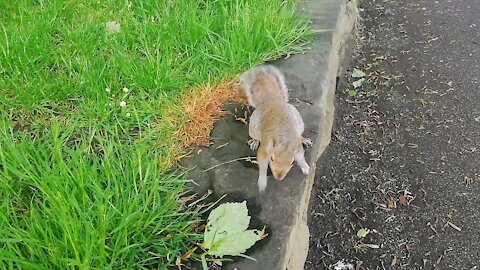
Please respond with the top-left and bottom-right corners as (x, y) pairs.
(306, 0), (480, 269)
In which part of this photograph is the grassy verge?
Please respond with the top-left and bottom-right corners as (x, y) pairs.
(0, 0), (311, 268)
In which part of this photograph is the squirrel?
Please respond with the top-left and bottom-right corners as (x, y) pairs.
(237, 64), (312, 193)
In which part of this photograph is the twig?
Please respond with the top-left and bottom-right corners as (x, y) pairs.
(215, 142), (229, 149)
(447, 221), (462, 232)
(203, 156), (256, 172)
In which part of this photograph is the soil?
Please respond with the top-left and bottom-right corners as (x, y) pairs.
(306, 0), (480, 269)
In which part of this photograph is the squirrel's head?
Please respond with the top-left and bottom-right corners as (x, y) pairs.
(269, 138), (304, 181)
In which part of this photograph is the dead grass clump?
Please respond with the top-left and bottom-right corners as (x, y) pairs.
(164, 79), (248, 149)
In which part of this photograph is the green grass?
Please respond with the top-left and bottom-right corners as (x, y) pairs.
(0, 121), (200, 269)
(0, 0), (311, 268)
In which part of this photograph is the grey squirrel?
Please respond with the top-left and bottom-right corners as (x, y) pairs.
(238, 65), (312, 192)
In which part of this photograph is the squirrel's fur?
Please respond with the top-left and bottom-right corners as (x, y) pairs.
(238, 65), (312, 193)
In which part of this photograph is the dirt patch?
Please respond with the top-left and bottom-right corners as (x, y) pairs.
(306, 0), (480, 269)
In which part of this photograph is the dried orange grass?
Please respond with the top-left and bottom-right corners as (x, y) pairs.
(164, 78), (247, 149)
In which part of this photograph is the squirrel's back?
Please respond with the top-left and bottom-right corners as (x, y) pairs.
(238, 65), (288, 107)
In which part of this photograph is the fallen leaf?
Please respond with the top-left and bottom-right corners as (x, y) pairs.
(332, 260), (355, 270)
(405, 244), (412, 255)
(197, 224), (206, 231)
(348, 89), (357, 97)
(399, 194), (408, 205)
(386, 197), (396, 208)
(180, 247), (196, 260)
(202, 201), (265, 258)
(352, 78), (365, 88)
(391, 255), (398, 266)
(357, 228), (370, 238)
(352, 68), (366, 78)
(105, 21), (121, 34)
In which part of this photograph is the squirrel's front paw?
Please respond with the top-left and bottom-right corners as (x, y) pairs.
(300, 163), (310, 175)
(301, 137), (313, 148)
(247, 139), (260, 151)
(258, 175), (267, 193)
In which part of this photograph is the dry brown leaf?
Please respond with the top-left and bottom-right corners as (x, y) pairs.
(391, 255), (398, 266)
(399, 194), (408, 205)
(180, 247), (197, 260)
(175, 257), (182, 270)
(180, 195), (196, 202)
(405, 244), (412, 256)
(386, 197), (396, 208)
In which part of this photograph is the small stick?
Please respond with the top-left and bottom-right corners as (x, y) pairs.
(203, 156), (256, 172)
(447, 221), (462, 232)
(215, 142), (229, 149)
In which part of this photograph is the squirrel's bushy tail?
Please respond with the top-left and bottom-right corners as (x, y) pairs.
(238, 65), (288, 107)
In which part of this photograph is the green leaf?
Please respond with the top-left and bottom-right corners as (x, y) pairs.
(348, 90), (357, 97)
(208, 230), (263, 257)
(202, 201), (265, 258)
(352, 78), (365, 88)
(352, 68), (366, 78)
(204, 201), (250, 246)
(357, 228), (370, 238)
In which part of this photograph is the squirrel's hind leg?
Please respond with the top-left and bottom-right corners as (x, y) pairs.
(248, 109), (262, 151)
